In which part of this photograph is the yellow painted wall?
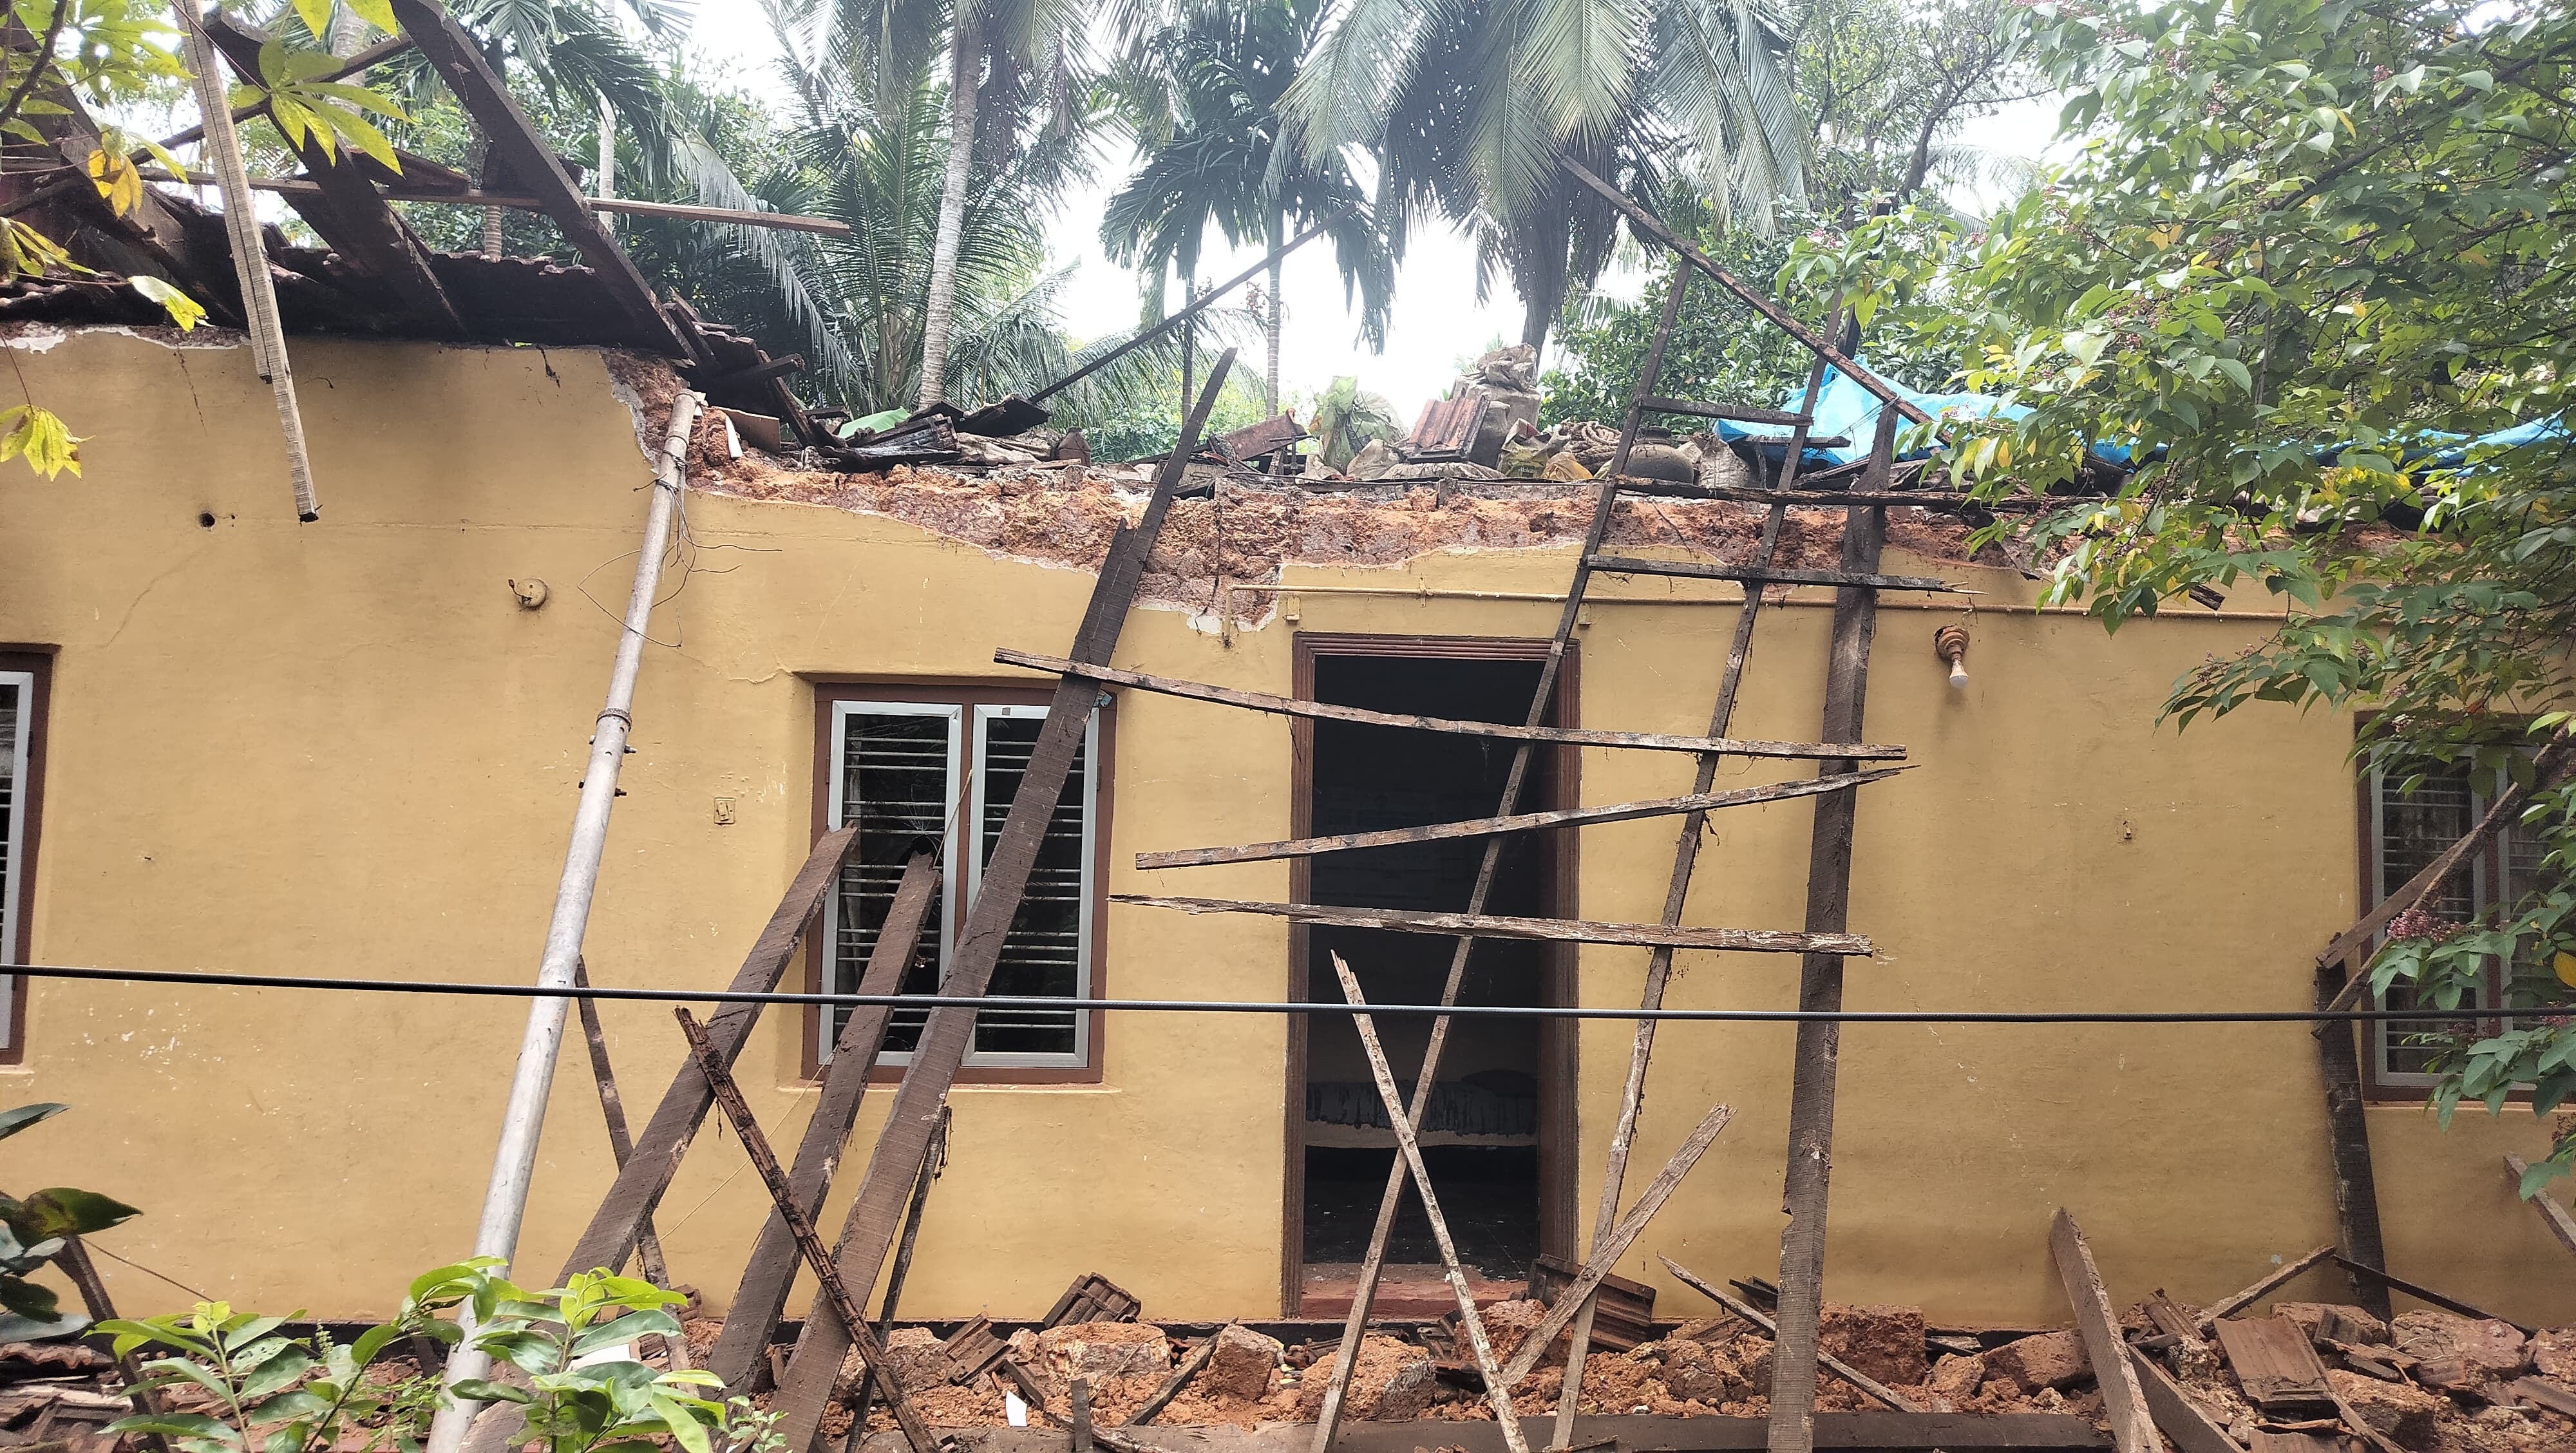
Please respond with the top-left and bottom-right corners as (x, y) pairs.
(0, 329), (2562, 1333)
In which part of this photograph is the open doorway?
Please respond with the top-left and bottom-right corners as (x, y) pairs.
(1283, 637), (1577, 1316)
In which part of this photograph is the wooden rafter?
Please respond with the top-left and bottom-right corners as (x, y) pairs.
(383, 0), (685, 353)
(197, 13), (464, 337)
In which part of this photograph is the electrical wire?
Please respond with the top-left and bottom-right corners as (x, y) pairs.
(0, 960), (2491, 1026)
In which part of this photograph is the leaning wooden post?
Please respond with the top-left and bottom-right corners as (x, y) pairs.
(847, 1106), (950, 1440)
(765, 354), (1242, 1453)
(1331, 954), (1535, 1453)
(1765, 400), (1902, 1453)
(2049, 1210), (2157, 1453)
(571, 959), (683, 1368)
(672, 1009), (946, 1453)
(172, 0), (319, 520)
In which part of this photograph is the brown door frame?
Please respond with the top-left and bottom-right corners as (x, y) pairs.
(1280, 632), (1582, 1315)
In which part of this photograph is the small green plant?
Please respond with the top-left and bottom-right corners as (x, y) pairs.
(0, 1102), (142, 1340)
(104, 1264), (774, 1453)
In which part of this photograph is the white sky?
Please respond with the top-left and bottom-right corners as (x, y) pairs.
(685, 1), (2061, 411)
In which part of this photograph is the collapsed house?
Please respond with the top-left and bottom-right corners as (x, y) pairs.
(0, 19), (2569, 1453)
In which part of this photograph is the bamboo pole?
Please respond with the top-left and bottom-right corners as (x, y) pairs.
(424, 392), (701, 1453)
(173, 1), (317, 520)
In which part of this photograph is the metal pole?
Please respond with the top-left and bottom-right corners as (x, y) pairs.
(424, 391), (704, 1453)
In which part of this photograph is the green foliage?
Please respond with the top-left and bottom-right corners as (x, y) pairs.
(1797, 0), (2576, 1180)
(0, 1104), (139, 1340)
(1540, 210), (1818, 426)
(1072, 367), (1273, 462)
(106, 1264), (779, 1453)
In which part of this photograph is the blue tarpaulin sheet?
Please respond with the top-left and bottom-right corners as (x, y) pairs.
(1712, 357), (2561, 473)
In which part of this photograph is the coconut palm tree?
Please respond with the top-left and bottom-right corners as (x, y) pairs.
(1281, 0), (1810, 353)
(1099, 0), (1392, 413)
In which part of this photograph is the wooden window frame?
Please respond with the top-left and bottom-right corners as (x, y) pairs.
(2354, 727), (2541, 1103)
(1278, 632), (1581, 1315)
(0, 649), (49, 1063)
(805, 679), (1113, 1085)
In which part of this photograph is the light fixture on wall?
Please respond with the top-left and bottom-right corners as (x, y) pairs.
(1933, 622), (1969, 689)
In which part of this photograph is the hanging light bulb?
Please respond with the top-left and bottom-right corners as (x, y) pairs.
(1934, 623), (1970, 689)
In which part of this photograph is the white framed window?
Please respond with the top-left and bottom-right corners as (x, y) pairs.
(2366, 761), (2548, 1089)
(0, 665), (35, 1051)
(816, 690), (1102, 1072)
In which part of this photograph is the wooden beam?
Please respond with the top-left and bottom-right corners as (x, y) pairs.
(1332, 956), (1535, 1453)
(703, 847), (942, 1391)
(1135, 768), (1910, 869)
(2125, 1347), (2244, 1453)
(569, 960), (683, 1369)
(1612, 479), (2070, 513)
(383, 0), (685, 352)
(672, 1011), (942, 1453)
(859, 1416), (2107, 1453)
(2195, 1246), (2336, 1331)
(196, 14), (466, 337)
(1586, 555), (1965, 593)
(2505, 1155), (2576, 1259)
(1487, 1099), (1736, 1387)
(995, 649), (1906, 762)
(1031, 223), (1329, 403)
(142, 169), (856, 236)
(1766, 404), (1900, 1453)
(2327, 1253), (2532, 1334)
(766, 355), (1242, 1453)
(2049, 1211), (2157, 1453)
(1656, 1255), (1920, 1413)
(1561, 160), (1933, 428)
(1642, 396), (1811, 428)
(1110, 895), (1870, 956)
(548, 824), (860, 1282)
(1122, 1329), (1222, 1427)
(2311, 960), (2392, 1320)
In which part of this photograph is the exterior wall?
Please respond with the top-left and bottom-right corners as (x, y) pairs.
(0, 328), (2561, 1331)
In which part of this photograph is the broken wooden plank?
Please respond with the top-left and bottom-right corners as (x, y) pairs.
(1332, 954), (1535, 1453)
(704, 846), (942, 1391)
(859, 1414), (2105, 1453)
(1112, 895), (1870, 956)
(1529, 1257), (1654, 1353)
(569, 960), (682, 1369)
(1654, 1255), (1921, 1414)
(1124, 1329), (1222, 1427)
(2197, 1248), (2336, 1331)
(768, 356), (1242, 1453)
(2142, 1294), (2205, 1349)
(1488, 1097), (1735, 1388)
(1135, 768), (1908, 869)
(939, 1317), (1009, 1386)
(2210, 1318), (2334, 1412)
(671, 1009), (942, 1453)
(2125, 1346), (2244, 1453)
(384, 0), (685, 353)
(198, 13), (465, 337)
(995, 649), (1906, 762)
(1766, 408), (1900, 1453)
(1045, 1273), (1144, 1328)
(2325, 1253), (2532, 1335)
(2507, 1377), (2576, 1419)
(2505, 1155), (2576, 1259)
(848, 1106), (949, 1436)
(1586, 555), (1964, 594)
(2049, 1210), (2158, 1453)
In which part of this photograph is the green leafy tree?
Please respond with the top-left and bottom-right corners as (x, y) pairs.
(0, 1103), (139, 1340)
(1099, 0), (1391, 413)
(1280, 0), (1812, 352)
(1796, 0), (2576, 1177)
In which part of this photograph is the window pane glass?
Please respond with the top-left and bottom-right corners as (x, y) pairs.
(833, 711), (952, 1057)
(976, 714), (1084, 1058)
(2378, 770), (2479, 1077)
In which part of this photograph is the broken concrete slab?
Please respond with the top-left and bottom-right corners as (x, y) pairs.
(2391, 1312), (2528, 1379)
(2327, 1369), (2445, 1450)
(1821, 1304), (1929, 1388)
(1985, 1332), (2090, 1396)
(1201, 1325), (1281, 1401)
